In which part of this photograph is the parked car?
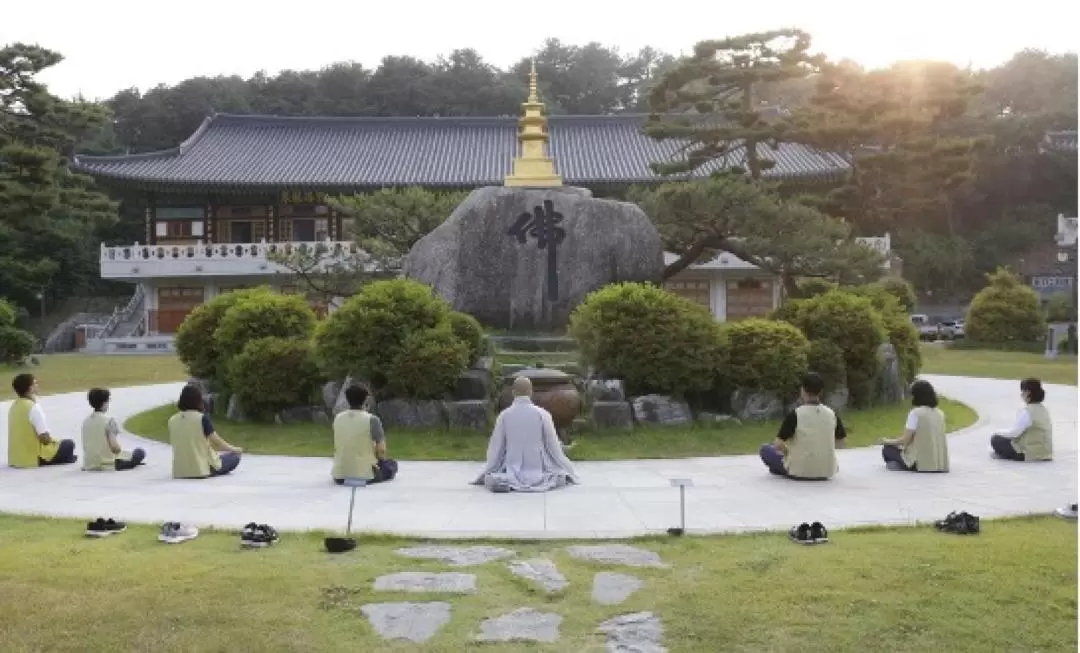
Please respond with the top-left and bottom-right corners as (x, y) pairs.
(911, 314), (941, 341)
(940, 320), (965, 339)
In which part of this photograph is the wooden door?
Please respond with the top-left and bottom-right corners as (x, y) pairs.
(725, 278), (774, 321)
(155, 287), (205, 334)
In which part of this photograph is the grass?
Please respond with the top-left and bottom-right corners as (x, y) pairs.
(126, 398), (977, 461)
(0, 354), (188, 401)
(0, 513), (1073, 652)
(921, 345), (1078, 386)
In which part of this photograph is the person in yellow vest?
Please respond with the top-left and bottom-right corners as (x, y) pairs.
(332, 385), (397, 485)
(7, 373), (78, 468)
(81, 388), (147, 471)
(758, 372), (847, 480)
(990, 378), (1053, 462)
(168, 384), (243, 479)
(879, 380), (949, 472)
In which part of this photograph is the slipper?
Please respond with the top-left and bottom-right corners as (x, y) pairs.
(789, 522), (813, 545)
(810, 521), (829, 544)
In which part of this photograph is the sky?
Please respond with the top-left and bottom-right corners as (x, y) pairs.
(4, 0), (1077, 101)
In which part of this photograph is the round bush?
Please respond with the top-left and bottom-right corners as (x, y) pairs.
(227, 337), (321, 420)
(383, 327), (470, 399)
(214, 291), (317, 372)
(777, 290), (887, 406)
(724, 319), (810, 399)
(795, 278), (837, 299)
(448, 311), (485, 366)
(876, 277), (917, 313)
(849, 285), (922, 385)
(315, 279), (464, 395)
(175, 287), (271, 381)
(569, 282), (726, 396)
(0, 299), (17, 329)
(966, 268), (1045, 344)
(0, 326), (36, 363)
(807, 339), (846, 392)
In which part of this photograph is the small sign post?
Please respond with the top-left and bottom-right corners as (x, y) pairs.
(342, 477), (367, 536)
(667, 478), (694, 536)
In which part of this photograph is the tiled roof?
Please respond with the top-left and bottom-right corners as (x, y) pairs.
(72, 114), (850, 190)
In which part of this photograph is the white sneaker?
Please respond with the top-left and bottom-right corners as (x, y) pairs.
(1054, 504), (1078, 520)
(158, 522), (200, 544)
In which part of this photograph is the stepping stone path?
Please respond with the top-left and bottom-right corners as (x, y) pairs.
(373, 572), (477, 594)
(591, 571), (644, 605)
(567, 544), (668, 568)
(395, 545), (515, 567)
(598, 612), (666, 652)
(360, 602), (451, 643)
(508, 558), (569, 593)
(475, 607), (562, 643)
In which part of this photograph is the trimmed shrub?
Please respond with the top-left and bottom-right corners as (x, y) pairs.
(569, 282), (726, 396)
(873, 277), (917, 313)
(214, 291), (317, 371)
(723, 319), (810, 399)
(795, 278), (837, 299)
(0, 326), (35, 363)
(807, 340), (846, 392)
(0, 299), (17, 329)
(966, 268), (1045, 345)
(448, 311), (486, 366)
(227, 337), (321, 420)
(850, 284), (922, 384)
(777, 290), (887, 406)
(315, 278), (468, 398)
(1044, 293), (1076, 323)
(383, 327), (470, 399)
(175, 287), (271, 381)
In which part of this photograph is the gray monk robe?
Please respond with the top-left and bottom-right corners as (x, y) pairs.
(472, 397), (580, 492)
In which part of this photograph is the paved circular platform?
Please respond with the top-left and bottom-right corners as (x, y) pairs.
(0, 375), (1075, 538)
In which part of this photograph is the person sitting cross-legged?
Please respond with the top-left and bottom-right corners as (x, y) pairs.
(758, 372), (846, 480)
(7, 373), (78, 468)
(332, 384), (398, 485)
(472, 376), (579, 493)
(879, 379), (949, 472)
(82, 387), (146, 471)
(990, 378), (1053, 462)
(169, 384), (243, 479)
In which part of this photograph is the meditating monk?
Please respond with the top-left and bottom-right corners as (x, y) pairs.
(879, 379), (949, 472)
(758, 372), (846, 480)
(82, 387), (147, 471)
(332, 384), (398, 485)
(472, 376), (579, 492)
(7, 373), (78, 468)
(990, 378), (1053, 462)
(169, 384), (243, 479)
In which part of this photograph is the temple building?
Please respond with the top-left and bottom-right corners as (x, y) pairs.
(73, 81), (869, 351)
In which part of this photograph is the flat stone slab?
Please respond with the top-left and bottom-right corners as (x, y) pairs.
(395, 545), (515, 567)
(597, 612), (666, 652)
(567, 544), (668, 568)
(508, 558), (568, 593)
(475, 607), (562, 643)
(373, 572), (476, 594)
(592, 572), (644, 605)
(360, 601), (451, 643)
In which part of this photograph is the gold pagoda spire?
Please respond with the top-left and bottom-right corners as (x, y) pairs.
(504, 60), (563, 187)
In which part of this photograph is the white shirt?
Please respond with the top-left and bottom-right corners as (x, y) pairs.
(1000, 409), (1032, 439)
(904, 409), (920, 432)
(28, 403), (49, 436)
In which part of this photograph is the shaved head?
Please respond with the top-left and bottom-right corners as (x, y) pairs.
(511, 376), (533, 397)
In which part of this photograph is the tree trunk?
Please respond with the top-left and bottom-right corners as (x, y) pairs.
(662, 239), (710, 280)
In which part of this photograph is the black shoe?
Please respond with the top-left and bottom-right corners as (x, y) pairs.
(239, 522), (259, 547)
(789, 522), (813, 545)
(325, 536), (357, 553)
(810, 521), (829, 544)
(85, 517), (126, 538)
(258, 524), (279, 544)
(937, 511), (980, 535)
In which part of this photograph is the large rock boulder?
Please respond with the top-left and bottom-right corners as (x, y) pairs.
(876, 343), (905, 405)
(404, 186), (664, 330)
(629, 395), (692, 426)
(376, 399), (447, 429)
(730, 389), (785, 421)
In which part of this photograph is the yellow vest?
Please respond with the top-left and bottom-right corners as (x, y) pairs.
(903, 406), (949, 472)
(332, 410), (376, 481)
(784, 404), (838, 479)
(169, 410), (221, 478)
(7, 398), (58, 468)
(1014, 403), (1053, 461)
(81, 412), (116, 471)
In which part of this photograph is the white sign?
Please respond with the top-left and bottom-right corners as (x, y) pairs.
(1032, 276), (1074, 290)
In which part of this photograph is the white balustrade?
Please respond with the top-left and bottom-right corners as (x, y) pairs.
(99, 240), (367, 279)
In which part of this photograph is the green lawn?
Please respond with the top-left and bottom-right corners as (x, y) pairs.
(1, 354), (188, 401)
(126, 398), (976, 460)
(921, 345), (1078, 386)
(0, 513), (1073, 652)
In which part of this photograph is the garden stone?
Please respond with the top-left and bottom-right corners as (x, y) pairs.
(508, 558), (568, 593)
(630, 395), (692, 426)
(226, 394), (247, 422)
(376, 399), (447, 429)
(472, 355), (495, 373)
(395, 545), (515, 567)
(360, 602), (451, 643)
(876, 343), (905, 404)
(475, 607), (562, 643)
(587, 379), (626, 402)
(373, 572), (476, 594)
(454, 369), (492, 401)
(322, 380), (342, 412)
(592, 401), (634, 430)
(275, 405), (329, 424)
(825, 385), (850, 412)
(405, 185), (664, 330)
(730, 389), (785, 421)
(597, 612), (666, 652)
(567, 544), (668, 568)
(591, 572), (643, 605)
(445, 400), (491, 432)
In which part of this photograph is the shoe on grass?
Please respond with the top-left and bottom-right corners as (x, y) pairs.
(789, 522), (813, 545)
(85, 518), (126, 538)
(810, 521), (829, 544)
(1055, 504), (1078, 520)
(241, 523), (280, 548)
(158, 522), (199, 544)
